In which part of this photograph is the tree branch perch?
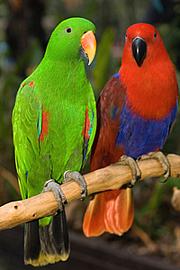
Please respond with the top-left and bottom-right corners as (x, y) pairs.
(0, 154), (180, 230)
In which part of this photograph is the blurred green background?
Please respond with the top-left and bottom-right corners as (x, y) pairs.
(0, 0), (180, 269)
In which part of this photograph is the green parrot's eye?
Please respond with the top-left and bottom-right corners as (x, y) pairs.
(66, 27), (72, 33)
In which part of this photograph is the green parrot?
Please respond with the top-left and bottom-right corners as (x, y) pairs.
(12, 17), (97, 266)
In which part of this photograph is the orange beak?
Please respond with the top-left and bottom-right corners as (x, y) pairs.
(81, 31), (96, 65)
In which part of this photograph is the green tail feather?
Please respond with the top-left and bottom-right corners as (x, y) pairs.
(24, 208), (70, 266)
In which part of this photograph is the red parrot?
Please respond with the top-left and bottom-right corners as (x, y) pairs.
(83, 23), (178, 237)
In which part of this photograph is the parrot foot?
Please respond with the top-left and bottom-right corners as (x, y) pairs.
(43, 179), (67, 211)
(140, 151), (170, 182)
(118, 155), (141, 187)
(64, 171), (87, 200)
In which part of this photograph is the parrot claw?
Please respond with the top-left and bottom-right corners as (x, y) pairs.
(140, 151), (170, 182)
(43, 179), (67, 211)
(64, 171), (87, 200)
(118, 155), (141, 187)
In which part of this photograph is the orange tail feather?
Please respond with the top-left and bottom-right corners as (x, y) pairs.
(83, 188), (134, 237)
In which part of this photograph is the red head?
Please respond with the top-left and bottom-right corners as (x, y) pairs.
(120, 23), (178, 119)
(122, 23), (170, 67)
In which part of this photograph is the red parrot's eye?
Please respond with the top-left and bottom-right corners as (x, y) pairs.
(154, 32), (157, 39)
(66, 27), (72, 33)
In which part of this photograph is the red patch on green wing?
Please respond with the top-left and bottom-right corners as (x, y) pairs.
(20, 81), (35, 90)
(28, 81), (35, 88)
(82, 107), (90, 140)
(40, 111), (49, 141)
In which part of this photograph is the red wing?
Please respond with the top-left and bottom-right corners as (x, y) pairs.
(90, 74), (126, 171)
(84, 74), (134, 238)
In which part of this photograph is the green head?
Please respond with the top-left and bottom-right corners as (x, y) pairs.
(44, 17), (96, 65)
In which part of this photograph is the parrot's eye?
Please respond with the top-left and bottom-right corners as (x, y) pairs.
(65, 27), (72, 33)
(154, 32), (157, 39)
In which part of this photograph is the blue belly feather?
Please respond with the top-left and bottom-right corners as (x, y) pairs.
(116, 102), (178, 159)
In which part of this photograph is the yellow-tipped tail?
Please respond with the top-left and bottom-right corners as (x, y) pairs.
(25, 252), (69, 267)
(24, 209), (69, 267)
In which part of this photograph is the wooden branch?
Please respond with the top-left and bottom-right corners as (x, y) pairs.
(0, 154), (180, 230)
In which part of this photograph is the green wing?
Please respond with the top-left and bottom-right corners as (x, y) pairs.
(12, 81), (43, 199)
(81, 91), (97, 167)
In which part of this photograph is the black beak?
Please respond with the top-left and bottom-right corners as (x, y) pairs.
(132, 37), (147, 67)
